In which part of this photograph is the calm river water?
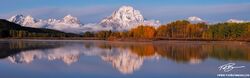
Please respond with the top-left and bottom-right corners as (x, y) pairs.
(0, 40), (249, 78)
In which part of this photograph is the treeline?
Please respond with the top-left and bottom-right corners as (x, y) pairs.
(0, 19), (81, 38)
(204, 23), (250, 39)
(1, 19), (249, 40)
(84, 20), (250, 40)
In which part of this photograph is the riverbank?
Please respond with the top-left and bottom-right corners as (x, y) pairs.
(106, 37), (250, 42)
(0, 37), (249, 42)
(0, 37), (104, 40)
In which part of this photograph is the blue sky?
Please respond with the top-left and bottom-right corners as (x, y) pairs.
(1, 0), (250, 23)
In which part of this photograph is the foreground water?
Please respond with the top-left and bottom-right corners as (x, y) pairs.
(0, 40), (249, 78)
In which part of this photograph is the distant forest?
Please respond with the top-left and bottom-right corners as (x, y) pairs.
(0, 19), (81, 38)
(1, 19), (249, 40)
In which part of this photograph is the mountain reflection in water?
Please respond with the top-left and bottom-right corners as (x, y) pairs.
(0, 40), (249, 74)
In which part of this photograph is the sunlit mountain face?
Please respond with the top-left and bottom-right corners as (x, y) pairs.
(0, 40), (249, 75)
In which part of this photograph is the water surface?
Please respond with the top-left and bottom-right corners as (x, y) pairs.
(0, 40), (249, 78)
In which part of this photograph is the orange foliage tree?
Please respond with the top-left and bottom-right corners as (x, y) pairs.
(130, 25), (156, 38)
(186, 24), (201, 38)
(156, 25), (171, 37)
(156, 20), (190, 38)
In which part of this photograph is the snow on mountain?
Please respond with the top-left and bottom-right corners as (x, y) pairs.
(47, 18), (60, 24)
(99, 6), (160, 31)
(45, 15), (84, 33)
(8, 15), (25, 25)
(227, 19), (245, 23)
(99, 6), (144, 30)
(8, 15), (43, 28)
(7, 14), (112, 33)
(7, 6), (161, 33)
(60, 14), (82, 25)
(8, 14), (84, 33)
(22, 15), (37, 26)
(187, 16), (219, 25)
(187, 17), (249, 24)
(188, 16), (203, 22)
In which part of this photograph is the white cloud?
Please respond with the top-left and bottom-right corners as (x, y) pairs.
(47, 23), (113, 33)
(142, 20), (161, 28)
(82, 23), (113, 32)
(46, 23), (83, 33)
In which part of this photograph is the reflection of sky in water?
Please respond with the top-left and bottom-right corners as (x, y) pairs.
(0, 40), (250, 78)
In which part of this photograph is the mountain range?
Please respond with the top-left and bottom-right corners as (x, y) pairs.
(7, 6), (161, 33)
(6, 6), (249, 33)
(8, 14), (84, 33)
(0, 19), (80, 38)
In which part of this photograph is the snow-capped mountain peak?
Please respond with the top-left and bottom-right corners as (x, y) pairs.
(188, 16), (203, 21)
(113, 6), (144, 22)
(60, 14), (82, 24)
(8, 14), (25, 25)
(22, 15), (37, 26)
(8, 14), (38, 26)
(99, 6), (159, 31)
(99, 6), (145, 30)
(227, 19), (245, 23)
